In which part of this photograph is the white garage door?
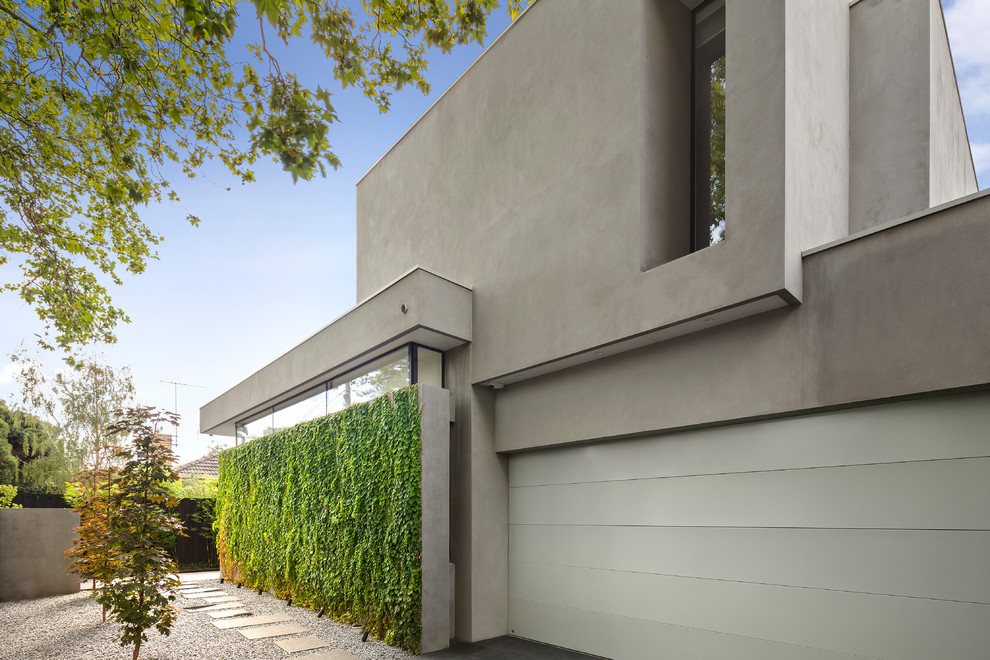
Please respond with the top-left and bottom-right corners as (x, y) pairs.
(508, 391), (990, 659)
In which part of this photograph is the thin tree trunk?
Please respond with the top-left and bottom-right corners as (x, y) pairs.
(133, 585), (145, 659)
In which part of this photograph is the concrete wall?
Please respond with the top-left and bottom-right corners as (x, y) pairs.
(640, 0), (691, 269)
(849, 0), (930, 232)
(0, 508), (79, 601)
(358, 0), (863, 385)
(495, 191), (990, 451)
(849, 0), (977, 233)
(783, 0), (849, 294)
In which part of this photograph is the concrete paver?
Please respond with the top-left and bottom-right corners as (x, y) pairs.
(207, 608), (251, 618)
(179, 571), (221, 584)
(273, 635), (329, 653)
(213, 613), (294, 629)
(205, 596), (241, 603)
(239, 623), (309, 639)
(185, 602), (243, 612)
(182, 591), (225, 599)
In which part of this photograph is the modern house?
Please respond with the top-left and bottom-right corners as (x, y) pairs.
(201, 0), (990, 657)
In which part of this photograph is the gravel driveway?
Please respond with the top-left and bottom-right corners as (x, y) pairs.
(0, 575), (415, 660)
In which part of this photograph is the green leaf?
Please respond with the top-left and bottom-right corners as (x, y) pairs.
(216, 386), (423, 651)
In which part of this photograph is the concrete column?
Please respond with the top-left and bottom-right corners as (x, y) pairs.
(849, 0), (976, 232)
(419, 384), (452, 653)
(446, 345), (509, 643)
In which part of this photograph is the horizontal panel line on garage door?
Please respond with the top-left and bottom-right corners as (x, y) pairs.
(509, 560), (990, 605)
(508, 457), (990, 529)
(509, 454), (990, 489)
(508, 597), (878, 660)
(509, 564), (990, 658)
(508, 525), (990, 603)
(508, 391), (990, 488)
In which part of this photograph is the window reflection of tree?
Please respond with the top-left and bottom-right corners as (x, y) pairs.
(347, 357), (411, 404)
(709, 55), (725, 244)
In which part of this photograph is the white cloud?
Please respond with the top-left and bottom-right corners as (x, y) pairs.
(944, 0), (990, 119)
(0, 363), (21, 386)
(943, 0), (990, 187)
(971, 142), (990, 174)
(944, 0), (990, 63)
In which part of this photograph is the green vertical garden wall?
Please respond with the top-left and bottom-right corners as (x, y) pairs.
(216, 387), (423, 650)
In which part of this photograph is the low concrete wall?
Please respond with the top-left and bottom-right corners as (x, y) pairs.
(0, 508), (80, 601)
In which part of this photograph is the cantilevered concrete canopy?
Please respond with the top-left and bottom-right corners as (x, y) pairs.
(200, 267), (471, 436)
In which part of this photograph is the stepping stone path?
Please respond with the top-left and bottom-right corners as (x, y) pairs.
(240, 623), (310, 639)
(177, 578), (362, 656)
(185, 602), (244, 612)
(205, 596), (241, 603)
(214, 613), (294, 629)
(208, 608), (251, 618)
(275, 635), (330, 653)
(181, 591), (225, 599)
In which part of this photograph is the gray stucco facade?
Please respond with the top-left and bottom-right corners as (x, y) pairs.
(202, 1), (988, 657)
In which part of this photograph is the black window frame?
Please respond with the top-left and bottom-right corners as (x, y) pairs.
(234, 342), (445, 443)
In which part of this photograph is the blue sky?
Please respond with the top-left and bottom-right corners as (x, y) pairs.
(0, 2), (987, 464)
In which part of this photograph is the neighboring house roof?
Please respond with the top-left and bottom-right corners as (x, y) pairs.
(175, 451), (220, 478)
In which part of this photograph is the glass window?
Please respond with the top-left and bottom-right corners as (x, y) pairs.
(693, 0), (726, 250)
(234, 343), (444, 441)
(415, 345), (443, 387)
(236, 409), (274, 444)
(273, 385), (327, 431)
(327, 347), (412, 414)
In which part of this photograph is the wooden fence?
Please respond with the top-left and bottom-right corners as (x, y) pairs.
(170, 498), (219, 569)
(12, 492), (70, 508)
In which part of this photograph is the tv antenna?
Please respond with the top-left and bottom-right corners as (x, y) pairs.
(160, 380), (207, 451)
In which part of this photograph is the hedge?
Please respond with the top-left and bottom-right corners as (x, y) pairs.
(215, 386), (423, 650)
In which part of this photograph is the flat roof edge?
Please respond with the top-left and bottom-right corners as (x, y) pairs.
(200, 267), (472, 435)
(354, 1), (540, 187)
(803, 188), (990, 258)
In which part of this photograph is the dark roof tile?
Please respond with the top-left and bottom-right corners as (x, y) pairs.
(176, 451), (220, 478)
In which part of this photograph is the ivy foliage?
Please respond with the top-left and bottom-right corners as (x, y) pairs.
(216, 386), (423, 651)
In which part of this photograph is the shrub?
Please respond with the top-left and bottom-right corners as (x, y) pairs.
(0, 484), (20, 508)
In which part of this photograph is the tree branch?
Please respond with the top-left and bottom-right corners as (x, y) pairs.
(0, 5), (42, 34)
